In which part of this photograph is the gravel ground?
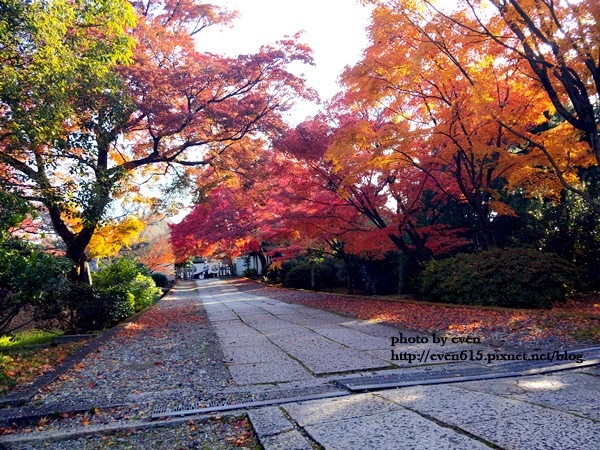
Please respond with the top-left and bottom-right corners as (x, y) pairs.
(0, 282), (245, 444)
(3, 415), (260, 449)
(33, 285), (233, 410)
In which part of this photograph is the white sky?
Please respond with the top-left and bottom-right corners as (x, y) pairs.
(198, 0), (374, 123)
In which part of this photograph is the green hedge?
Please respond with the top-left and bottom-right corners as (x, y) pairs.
(418, 248), (581, 308)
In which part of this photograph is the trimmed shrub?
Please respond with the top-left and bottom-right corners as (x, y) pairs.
(93, 257), (140, 288)
(96, 286), (137, 323)
(129, 273), (159, 310)
(282, 264), (312, 289)
(151, 272), (170, 288)
(418, 248), (581, 308)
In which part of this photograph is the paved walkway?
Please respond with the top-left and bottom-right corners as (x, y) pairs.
(198, 278), (600, 450)
(0, 279), (598, 449)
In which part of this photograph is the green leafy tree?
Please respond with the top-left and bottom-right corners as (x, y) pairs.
(0, 0), (312, 284)
(0, 0), (136, 281)
(0, 191), (71, 334)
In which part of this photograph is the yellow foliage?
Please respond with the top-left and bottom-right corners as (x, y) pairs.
(87, 217), (145, 259)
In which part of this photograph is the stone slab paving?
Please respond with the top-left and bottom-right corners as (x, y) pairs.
(197, 279), (497, 379)
(375, 384), (541, 424)
(273, 378), (600, 450)
(246, 406), (316, 450)
(197, 279), (399, 383)
(457, 372), (600, 421)
(247, 406), (295, 437)
(228, 360), (311, 385)
(280, 393), (489, 450)
(462, 408), (599, 450)
(199, 279), (600, 450)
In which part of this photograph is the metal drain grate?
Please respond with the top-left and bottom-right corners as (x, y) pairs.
(151, 385), (348, 418)
(338, 357), (600, 391)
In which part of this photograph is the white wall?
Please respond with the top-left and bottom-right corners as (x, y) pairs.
(235, 255), (264, 275)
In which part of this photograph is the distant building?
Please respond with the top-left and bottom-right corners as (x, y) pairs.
(234, 253), (268, 276)
(176, 256), (235, 279)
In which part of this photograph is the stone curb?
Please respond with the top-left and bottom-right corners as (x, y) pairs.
(0, 410), (236, 444)
(339, 358), (600, 391)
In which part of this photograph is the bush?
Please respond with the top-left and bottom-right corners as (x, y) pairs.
(0, 239), (71, 335)
(282, 264), (311, 289)
(151, 272), (170, 288)
(264, 264), (282, 284)
(95, 286), (137, 323)
(243, 268), (258, 278)
(129, 274), (159, 310)
(36, 257), (160, 333)
(37, 282), (135, 333)
(92, 257), (160, 312)
(418, 248), (582, 308)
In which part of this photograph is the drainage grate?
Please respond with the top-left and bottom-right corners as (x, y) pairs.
(151, 385), (348, 418)
(338, 357), (600, 391)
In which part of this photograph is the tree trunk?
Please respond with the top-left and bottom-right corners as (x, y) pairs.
(69, 255), (92, 284)
(64, 227), (96, 284)
(343, 254), (354, 295)
(397, 256), (406, 294)
(257, 252), (267, 276)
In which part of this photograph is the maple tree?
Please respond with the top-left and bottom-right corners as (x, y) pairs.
(276, 114), (471, 265)
(334, 5), (534, 253)
(0, 0), (313, 282)
(173, 0), (600, 296)
(276, 0), (600, 271)
(274, 117), (398, 256)
(363, 0), (600, 212)
(169, 151), (304, 273)
(131, 220), (176, 273)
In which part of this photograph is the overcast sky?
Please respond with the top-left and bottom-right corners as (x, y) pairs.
(198, 0), (374, 123)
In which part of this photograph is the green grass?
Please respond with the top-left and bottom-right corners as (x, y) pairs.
(0, 329), (63, 349)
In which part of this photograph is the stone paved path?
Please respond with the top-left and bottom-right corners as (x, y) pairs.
(199, 279), (396, 380)
(1, 278), (598, 449)
(199, 278), (600, 450)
